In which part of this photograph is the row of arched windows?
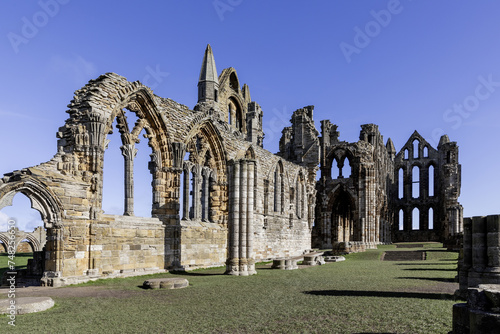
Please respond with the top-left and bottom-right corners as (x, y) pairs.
(398, 207), (434, 231)
(264, 162), (308, 220)
(403, 139), (430, 160)
(331, 156), (351, 179)
(398, 165), (435, 199)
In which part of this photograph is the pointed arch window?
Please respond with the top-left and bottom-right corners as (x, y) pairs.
(428, 165), (435, 197)
(412, 207), (420, 230)
(398, 168), (404, 199)
(399, 209), (404, 231)
(274, 162), (284, 213)
(423, 146), (429, 158)
(428, 207), (434, 230)
(413, 139), (420, 159)
(331, 158), (340, 179)
(412, 166), (420, 198)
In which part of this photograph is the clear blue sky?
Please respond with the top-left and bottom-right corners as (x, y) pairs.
(1, 1), (499, 231)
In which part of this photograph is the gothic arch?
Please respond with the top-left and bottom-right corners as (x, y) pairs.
(326, 185), (359, 243)
(0, 177), (63, 229)
(0, 175), (63, 279)
(185, 120), (227, 180)
(182, 120), (228, 224)
(0, 234), (9, 251)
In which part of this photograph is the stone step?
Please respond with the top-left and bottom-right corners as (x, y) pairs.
(382, 251), (426, 261)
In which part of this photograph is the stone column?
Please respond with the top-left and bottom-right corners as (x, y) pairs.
(121, 144), (138, 216)
(202, 167), (210, 222)
(192, 165), (202, 220)
(239, 160), (248, 276)
(226, 161), (240, 275)
(487, 215), (500, 269)
(247, 160), (256, 275)
(182, 163), (192, 220)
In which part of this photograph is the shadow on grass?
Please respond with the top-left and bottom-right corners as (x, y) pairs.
(169, 270), (223, 277)
(397, 276), (456, 283)
(402, 268), (457, 272)
(395, 262), (455, 266)
(304, 289), (455, 300)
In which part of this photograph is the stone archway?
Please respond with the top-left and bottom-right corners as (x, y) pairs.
(328, 187), (358, 244)
(0, 175), (63, 286)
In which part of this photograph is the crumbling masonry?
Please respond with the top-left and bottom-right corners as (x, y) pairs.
(0, 45), (462, 286)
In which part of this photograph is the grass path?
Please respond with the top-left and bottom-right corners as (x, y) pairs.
(1, 243), (460, 333)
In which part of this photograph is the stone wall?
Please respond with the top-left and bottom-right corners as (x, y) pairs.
(0, 45), (317, 285)
(458, 215), (500, 297)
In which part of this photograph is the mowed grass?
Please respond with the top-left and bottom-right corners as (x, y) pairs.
(0, 253), (32, 278)
(1, 244), (460, 333)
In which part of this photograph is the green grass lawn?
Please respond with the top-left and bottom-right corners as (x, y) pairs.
(0, 244), (461, 333)
(0, 253), (32, 279)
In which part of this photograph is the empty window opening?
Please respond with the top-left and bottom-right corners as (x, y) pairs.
(0, 193), (44, 232)
(429, 208), (434, 230)
(447, 151), (452, 163)
(412, 166), (420, 198)
(423, 146), (429, 158)
(398, 168), (404, 199)
(413, 139), (419, 159)
(134, 128), (153, 217)
(341, 157), (352, 178)
(399, 209), (404, 231)
(179, 168), (185, 218)
(428, 165), (435, 197)
(412, 208), (420, 230)
(190, 170), (196, 219)
(102, 118), (124, 215)
(404, 149), (409, 160)
(331, 159), (340, 179)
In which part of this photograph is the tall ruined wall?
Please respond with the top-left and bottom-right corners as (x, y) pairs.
(0, 60), (317, 284)
(311, 121), (393, 250)
(393, 132), (462, 242)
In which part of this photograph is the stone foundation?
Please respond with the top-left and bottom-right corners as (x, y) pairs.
(452, 284), (500, 334)
(458, 215), (500, 298)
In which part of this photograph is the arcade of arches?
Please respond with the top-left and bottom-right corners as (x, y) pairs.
(0, 45), (462, 286)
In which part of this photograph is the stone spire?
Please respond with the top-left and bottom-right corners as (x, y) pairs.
(197, 44), (219, 103)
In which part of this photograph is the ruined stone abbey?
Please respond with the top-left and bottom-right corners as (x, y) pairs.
(0, 45), (463, 286)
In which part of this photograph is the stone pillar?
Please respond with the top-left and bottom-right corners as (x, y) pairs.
(202, 167), (210, 222)
(459, 215), (500, 297)
(192, 165), (202, 220)
(239, 160), (248, 276)
(121, 144), (138, 216)
(226, 161), (240, 275)
(247, 160), (256, 275)
(487, 215), (500, 269)
(182, 162), (192, 220)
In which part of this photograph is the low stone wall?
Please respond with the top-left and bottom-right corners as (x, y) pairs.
(458, 215), (500, 298)
(253, 215), (312, 261)
(58, 214), (166, 285)
(178, 220), (227, 270)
